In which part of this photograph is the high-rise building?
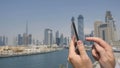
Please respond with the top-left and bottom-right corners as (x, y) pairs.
(94, 21), (103, 37)
(0, 36), (8, 46)
(2, 36), (6, 45)
(44, 28), (53, 45)
(94, 11), (117, 45)
(63, 37), (67, 45)
(18, 22), (32, 46)
(28, 34), (32, 45)
(0, 36), (2, 45)
(78, 15), (84, 42)
(101, 24), (109, 41)
(23, 33), (28, 45)
(13, 37), (17, 46)
(56, 31), (60, 45)
(17, 34), (32, 45)
(32, 39), (35, 45)
(105, 11), (117, 42)
(105, 11), (113, 23)
(18, 34), (23, 45)
(60, 34), (64, 46)
(5, 37), (8, 45)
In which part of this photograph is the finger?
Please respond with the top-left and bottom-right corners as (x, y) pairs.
(86, 37), (112, 51)
(92, 47), (99, 61)
(77, 40), (87, 56)
(68, 36), (76, 62)
(92, 45), (98, 57)
(94, 43), (105, 57)
(69, 36), (76, 55)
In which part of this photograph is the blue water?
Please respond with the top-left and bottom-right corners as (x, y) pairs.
(0, 49), (95, 68)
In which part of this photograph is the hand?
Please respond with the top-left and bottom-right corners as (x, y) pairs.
(68, 36), (93, 68)
(86, 37), (115, 68)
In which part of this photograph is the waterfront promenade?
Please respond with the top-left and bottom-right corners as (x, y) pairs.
(0, 45), (63, 58)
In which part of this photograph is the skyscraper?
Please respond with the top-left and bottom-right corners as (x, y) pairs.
(0, 36), (2, 45)
(5, 37), (8, 45)
(78, 15), (84, 42)
(94, 11), (117, 45)
(60, 34), (64, 46)
(19, 22), (30, 46)
(18, 34), (23, 45)
(105, 11), (116, 41)
(23, 33), (28, 45)
(2, 36), (6, 45)
(28, 34), (32, 45)
(44, 28), (53, 45)
(56, 31), (60, 45)
(105, 11), (113, 23)
(63, 37), (67, 45)
(0, 36), (8, 46)
(94, 21), (103, 37)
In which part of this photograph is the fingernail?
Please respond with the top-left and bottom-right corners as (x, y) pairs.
(77, 41), (82, 45)
(72, 36), (75, 39)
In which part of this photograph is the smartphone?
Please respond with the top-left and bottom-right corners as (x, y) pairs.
(72, 22), (80, 54)
(72, 22), (79, 41)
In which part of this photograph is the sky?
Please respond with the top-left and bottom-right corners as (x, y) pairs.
(0, 0), (120, 45)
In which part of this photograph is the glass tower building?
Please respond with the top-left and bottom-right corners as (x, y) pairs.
(78, 15), (84, 42)
(56, 31), (60, 45)
(44, 28), (53, 45)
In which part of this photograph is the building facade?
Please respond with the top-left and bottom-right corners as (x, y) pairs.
(18, 34), (23, 45)
(78, 15), (84, 42)
(55, 31), (60, 45)
(94, 21), (103, 37)
(94, 11), (117, 45)
(0, 36), (8, 46)
(60, 34), (64, 46)
(28, 34), (32, 45)
(105, 11), (117, 42)
(44, 28), (53, 45)
(17, 34), (32, 45)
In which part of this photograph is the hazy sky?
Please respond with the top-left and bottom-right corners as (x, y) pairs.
(0, 0), (120, 45)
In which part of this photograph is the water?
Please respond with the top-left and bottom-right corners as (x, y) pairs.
(0, 49), (95, 68)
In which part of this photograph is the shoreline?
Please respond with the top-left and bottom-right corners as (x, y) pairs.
(0, 45), (64, 58)
(0, 49), (61, 58)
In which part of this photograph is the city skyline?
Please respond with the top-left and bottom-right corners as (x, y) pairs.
(0, 0), (120, 45)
